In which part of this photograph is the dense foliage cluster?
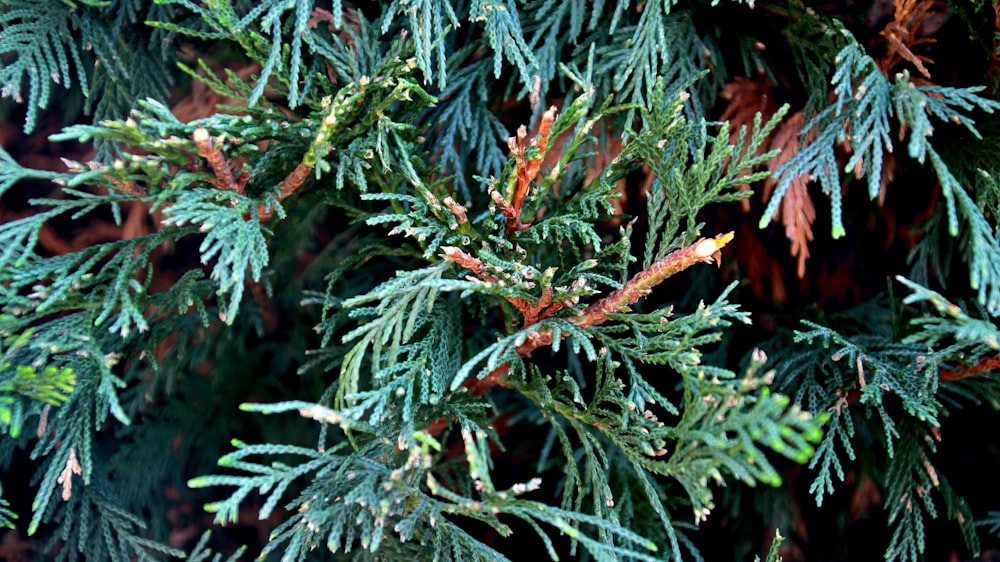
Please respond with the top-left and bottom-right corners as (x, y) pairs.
(2, 0), (1000, 560)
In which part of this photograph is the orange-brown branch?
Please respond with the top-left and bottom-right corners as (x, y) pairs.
(450, 232), (736, 395)
(191, 127), (313, 221)
(500, 106), (557, 236)
(938, 355), (1000, 382)
(441, 246), (498, 283)
(575, 232), (734, 328)
(258, 162), (313, 220)
(192, 127), (241, 194)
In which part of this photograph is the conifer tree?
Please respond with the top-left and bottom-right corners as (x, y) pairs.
(1, 1), (999, 560)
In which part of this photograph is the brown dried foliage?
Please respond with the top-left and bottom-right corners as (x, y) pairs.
(719, 76), (779, 211)
(763, 111), (817, 279)
(878, 0), (943, 81)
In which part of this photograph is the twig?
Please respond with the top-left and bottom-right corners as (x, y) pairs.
(936, 355), (1000, 382)
(441, 247), (564, 328)
(575, 232), (734, 328)
(442, 196), (468, 225)
(441, 246), (498, 283)
(258, 161), (314, 220)
(192, 127), (241, 194)
(455, 232), (736, 394)
(496, 106), (558, 236)
(192, 125), (313, 220)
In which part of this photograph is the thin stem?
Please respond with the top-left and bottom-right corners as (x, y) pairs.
(259, 162), (314, 219)
(498, 106), (558, 236)
(192, 127), (241, 194)
(575, 232), (734, 328)
(462, 231), (736, 391)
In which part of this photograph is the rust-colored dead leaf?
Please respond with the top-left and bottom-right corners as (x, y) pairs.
(850, 472), (884, 519)
(878, 0), (943, 81)
(764, 111), (817, 278)
(57, 448), (82, 501)
(719, 76), (778, 212)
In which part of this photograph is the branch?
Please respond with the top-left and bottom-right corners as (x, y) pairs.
(258, 162), (314, 220)
(574, 232), (734, 328)
(442, 246), (564, 328)
(495, 106), (557, 236)
(193, 125), (314, 221)
(937, 355), (1000, 382)
(460, 232), (736, 394)
(192, 127), (241, 194)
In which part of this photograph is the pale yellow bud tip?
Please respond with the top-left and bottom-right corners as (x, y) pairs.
(192, 127), (210, 144)
(694, 231), (734, 257)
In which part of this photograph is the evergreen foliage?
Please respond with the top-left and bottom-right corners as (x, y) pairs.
(1, 0), (1000, 560)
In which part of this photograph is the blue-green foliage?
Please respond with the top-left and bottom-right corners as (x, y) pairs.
(765, 279), (1000, 561)
(155, 0), (316, 107)
(0, 0), (90, 132)
(634, 81), (786, 265)
(0, 0), (178, 151)
(758, 24), (1000, 493)
(0, 487), (13, 529)
(0, 8), (438, 556)
(764, 37), (1000, 240)
(210, 60), (822, 559)
(44, 480), (186, 562)
(163, 189), (270, 324)
(597, 6), (723, 130)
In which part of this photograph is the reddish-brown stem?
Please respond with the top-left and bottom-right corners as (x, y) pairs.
(447, 232), (736, 394)
(464, 364), (511, 395)
(258, 162), (314, 220)
(442, 247), (565, 329)
(831, 355), (1000, 414)
(490, 188), (520, 234)
(500, 106), (558, 236)
(576, 232), (734, 328)
(441, 246), (498, 283)
(936, 355), (1000, 382)
(192, 127), (241, 194)
(191, 127), (312, 221)
(508, 131), (529, 216)
(525, 107), (556, 186)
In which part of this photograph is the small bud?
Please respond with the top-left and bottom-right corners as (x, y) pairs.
(694, 238), (719, 258)
(192, 127), (210, 145)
